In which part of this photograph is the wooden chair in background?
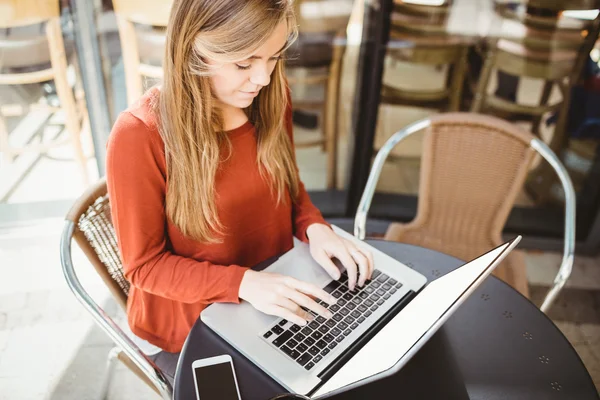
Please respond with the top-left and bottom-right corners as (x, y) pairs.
(472, 0), (600, 204)
(112, 0), (173, 106)
(287, 0), (352, 189)
(0, 0), (89, 184)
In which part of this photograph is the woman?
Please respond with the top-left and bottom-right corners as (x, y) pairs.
(106, 0), (373, 384)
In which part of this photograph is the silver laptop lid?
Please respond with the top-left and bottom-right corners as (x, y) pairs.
(313, 236), (521, 398)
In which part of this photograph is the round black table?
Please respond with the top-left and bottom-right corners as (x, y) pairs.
(174, 240), (599, 400)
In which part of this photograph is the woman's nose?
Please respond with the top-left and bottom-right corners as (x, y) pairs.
(250, 64), (271, 86)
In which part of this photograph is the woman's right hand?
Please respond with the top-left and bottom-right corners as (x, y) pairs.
(238, 270), (336, 326)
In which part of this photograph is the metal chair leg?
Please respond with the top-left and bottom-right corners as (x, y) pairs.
(99, 346), (120, 400)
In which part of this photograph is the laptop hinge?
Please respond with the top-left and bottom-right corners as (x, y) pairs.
(309, 289), (417, 395)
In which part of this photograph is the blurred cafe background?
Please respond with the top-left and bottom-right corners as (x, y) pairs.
(1, 0), (600, 397)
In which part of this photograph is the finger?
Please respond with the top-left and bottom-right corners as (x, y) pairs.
(349, 249), (369, 287)
(312, 250), (341, 281)
(286, 289), (333, 319)
(268, 304), (310, 326)
(362, 248), (375, 279)
(274, 295), (313, 324)
(285, 277), (337, 305)
(335, 250), (359, 291)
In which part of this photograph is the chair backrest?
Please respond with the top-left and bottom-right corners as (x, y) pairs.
(294, 0), (353, 34)
(354, 113), (576, 312)
(65, 178), (129, 311)
(112, 0), (173, 27)
(410, 114), (536, 259)
(0, 0), (59, 28)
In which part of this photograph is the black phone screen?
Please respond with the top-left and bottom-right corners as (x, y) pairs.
(194, 361), (240, 400)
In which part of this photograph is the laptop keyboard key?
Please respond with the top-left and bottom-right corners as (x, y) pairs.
(305, 337), (316, 346)
(332, 314), (343, 322)
(287, 339), (298, 348)
(297, 343), (308, 353)
(395, 283), (403, 290)
(384, 293), (391, 300)
(331, 327), (342, 337)
(371, 304), (379, 312)
(339, 285), (348, 293)
(364, 310), (372, 318)
(377, 273), (389, 283)
(383, 283), (392, 291)
(332, 290), (342, 298)
(272, 325), (284, 335)
(322, 348), (330, 356)
(272, 331), (293, 347)
(338, 321), (348, 330)
(329, 304), (340, 312)
(365, 287), (374, 294)
(305, 362), (315, 370)
(358, 304), (368, 313)
(364, 299), (374, 307)
(264, 331), (273, 339)
(377, 299), (385, 306)
(351, 322), (359, 330)
(352, 297), (362, 304)
(290, 324), (301, 333)
(311, 331), (323, 340)
(372, 270), (381, 279)
(359, 292), (369, 299)
(343, 293), (353, 301)
(316, 340), (327, 349)
(337, 298), (347, 306)
(281, 345), (300, 360)
(279, 319), (288, 326)
(358, 316), (365, 324)
(328, 342), (338, 350)
(301, 327), (312, 336)
(317, 326), (327, 334)
(346, 302), (356, 310)
(371, 281), (381, 289)
(344, 316), (355, 325)
(336, 335), (344, 343)
(376, 289), (385, 296)
(313, 355), (323, 364)
(308, 346), (320, 356)
(293, 333), (306, 342)
(343, 329), (352, 336)
(297, 353), (312, 366)
(351, 310), (361, 318)
(323, 281), (339, 293)
(324, 334), (334, 343)
(316, 316), (327, 324)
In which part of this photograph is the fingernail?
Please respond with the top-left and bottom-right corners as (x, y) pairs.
(307, 314), (314, 321)
(329, 296), (336, 303)
(327, 312), (333, 319)
(300, 320), (307, 326)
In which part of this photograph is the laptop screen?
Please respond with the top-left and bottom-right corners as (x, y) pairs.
(313, 239), (518, 398)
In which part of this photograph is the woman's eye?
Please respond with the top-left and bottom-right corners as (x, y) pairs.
(236, 64), (251, 70)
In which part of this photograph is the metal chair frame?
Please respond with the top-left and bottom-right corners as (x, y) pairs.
(354, 116), (576, 313)
(60, 192), (172, 399)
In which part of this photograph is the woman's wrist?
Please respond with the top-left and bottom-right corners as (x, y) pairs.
(306, 223), (331, 242)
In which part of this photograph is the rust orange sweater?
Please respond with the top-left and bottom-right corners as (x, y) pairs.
(106, 89), (328, 352)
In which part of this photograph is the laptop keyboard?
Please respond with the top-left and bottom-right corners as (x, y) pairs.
(261, 269), (403, 371)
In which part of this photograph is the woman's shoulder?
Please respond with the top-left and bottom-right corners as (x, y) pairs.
(108, 88), (164, 154)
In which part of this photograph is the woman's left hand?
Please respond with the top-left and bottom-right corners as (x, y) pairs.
(306, 223), (374, 291)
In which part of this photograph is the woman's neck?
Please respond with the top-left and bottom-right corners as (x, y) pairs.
(220, 103), (249, 131)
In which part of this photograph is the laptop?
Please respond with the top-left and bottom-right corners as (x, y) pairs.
(201, 225), (521, 397)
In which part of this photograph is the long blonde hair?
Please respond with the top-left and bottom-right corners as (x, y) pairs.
(157, 0), (299, 243)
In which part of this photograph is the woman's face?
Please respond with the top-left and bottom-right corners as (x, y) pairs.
(209, 20), (288, 111)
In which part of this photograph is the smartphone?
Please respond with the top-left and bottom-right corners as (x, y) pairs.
(192, 355), (242, 400)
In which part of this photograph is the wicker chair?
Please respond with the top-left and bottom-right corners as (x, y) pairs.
(354, 113), (576, 312)
(60, 178), (172, 399)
